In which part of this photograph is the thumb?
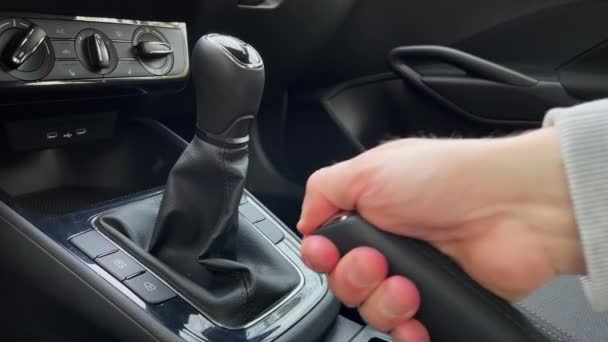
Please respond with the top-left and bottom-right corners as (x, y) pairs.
(297, 160), (369, 235)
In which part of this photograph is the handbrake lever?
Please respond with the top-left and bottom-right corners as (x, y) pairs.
(316, 215), (549, 342)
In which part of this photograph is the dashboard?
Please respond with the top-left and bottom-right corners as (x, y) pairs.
(0, 14), (188, 85)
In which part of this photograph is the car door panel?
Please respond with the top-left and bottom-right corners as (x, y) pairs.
(225, 0), (608, 193)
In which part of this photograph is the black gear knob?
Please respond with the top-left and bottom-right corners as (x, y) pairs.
(192, 34), (265, 145)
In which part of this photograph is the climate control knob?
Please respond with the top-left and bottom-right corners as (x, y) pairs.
(75, 29), (117, 74)
(133, 27), (174, 76)
(0, 18), (54, 81)
(6, 24), (47, 68)
(85, 33), (111, 70)
(136, 41), (173, 58)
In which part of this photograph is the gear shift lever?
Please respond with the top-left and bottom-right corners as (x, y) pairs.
(99, 34), (299, 328)
(193, 34), (264, 145)
(150, 34), (264, 254)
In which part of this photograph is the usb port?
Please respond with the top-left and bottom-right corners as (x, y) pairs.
(46, 132), (58, 140)
(75, 128), (87, 136)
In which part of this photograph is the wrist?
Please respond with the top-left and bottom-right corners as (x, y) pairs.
(500, 128), (585, 276)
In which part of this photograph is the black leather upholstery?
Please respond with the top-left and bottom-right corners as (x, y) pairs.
(317, 215), (551, 342)
(99, 137), (300, 328)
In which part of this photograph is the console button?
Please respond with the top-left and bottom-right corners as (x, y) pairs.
(255, 219), (285, 244)
(70, 230), (118, 259)
(46, 60), (99, 80)
(240, 202), (266, 223)
(90, 22), (136, 41)
(96, 251), (144, 281)
(30, 19), (82, 39)
(107, 60), (149, 78)
(124, 272), (176, 304)
(115, 42), (135, 59)
(51, 40), (77, 59)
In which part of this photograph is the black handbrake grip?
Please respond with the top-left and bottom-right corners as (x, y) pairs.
(315, 215), (549, 342)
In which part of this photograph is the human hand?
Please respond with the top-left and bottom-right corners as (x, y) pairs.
(299, 128), (585, 341)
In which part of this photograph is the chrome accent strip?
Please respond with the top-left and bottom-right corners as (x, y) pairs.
(74, 16), (184, 29)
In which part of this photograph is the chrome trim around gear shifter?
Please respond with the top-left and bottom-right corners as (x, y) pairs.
(13, 119), (336, 341)
(89, 192), (307, 331)
(24, 188), (329, 342)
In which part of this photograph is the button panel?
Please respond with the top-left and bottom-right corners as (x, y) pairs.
(115, 42), (135, 59)
(71, 229), (176, 304)
(0, 15), (188, 84)
(255, 219), (285, 244)
(240, 202), (266, 223)
(90, 22), (136, 41)
(240, 198), (285, 244)
(51, 40), (77, 59)
(96, 251), (145, 281)
(69, 196), (294, 310)
(124, 272), (176, 304)
(30, 19), (83, 39)
(46, 60), (98, 80)
(108, 60), (149, 78)
(70, 230), (118, 259)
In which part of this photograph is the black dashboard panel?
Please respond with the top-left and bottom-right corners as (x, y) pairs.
(0, 14), (189, 87)
(2, 0), (192, 22)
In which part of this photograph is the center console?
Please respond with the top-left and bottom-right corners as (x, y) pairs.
(0, 12), (340, 342)
(16, 121), (335, 341)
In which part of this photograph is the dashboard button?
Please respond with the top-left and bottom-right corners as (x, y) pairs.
(91, 23), (136, 41)
(70, 230), (118, 259)
(30, 19), (82, 39)
(124, 272), (176, 304)
(240, 202), (265, 223)
(107, 60), (149, 78)
(51, 40), (77, 59)
(115, 42), (135, 59)
(46, 60), (98, 80)
(96, 251), (144, 281)
(255, 219), (285, 244)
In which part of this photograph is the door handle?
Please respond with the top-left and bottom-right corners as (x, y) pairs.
(388, 45), (578, 124)
(389, 45), (538, 87)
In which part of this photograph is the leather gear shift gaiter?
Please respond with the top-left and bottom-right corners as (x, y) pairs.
(98, 34), (300, 328)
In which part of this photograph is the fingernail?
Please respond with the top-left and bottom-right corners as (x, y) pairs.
(347, 266), (377, 288)
(380, 295), (411, 319)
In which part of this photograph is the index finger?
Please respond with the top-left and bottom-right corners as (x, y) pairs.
(297, 159), (368, 235)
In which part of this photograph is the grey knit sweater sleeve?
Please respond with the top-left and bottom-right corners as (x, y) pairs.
(543, 99), (608, 311)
